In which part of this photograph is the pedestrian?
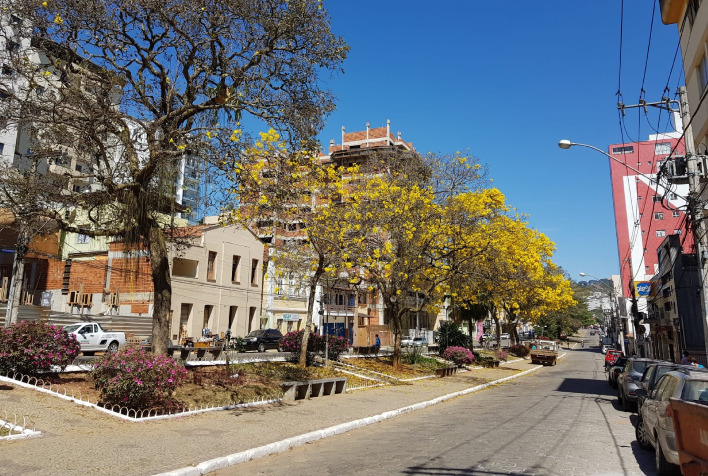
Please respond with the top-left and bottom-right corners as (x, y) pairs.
(689, 356), (705, 368)
(375, 334), (381, 347)
(681, 351), (690, 365)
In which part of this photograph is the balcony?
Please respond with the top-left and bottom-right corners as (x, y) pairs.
(660, 0), (687, 25)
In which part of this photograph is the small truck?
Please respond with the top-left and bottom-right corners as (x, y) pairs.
(63, 322), (126, 356)
(529, 340), (559, 366)
(669, 397), (708, 476)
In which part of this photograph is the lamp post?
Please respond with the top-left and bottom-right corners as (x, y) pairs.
(559, 139), (663, 354)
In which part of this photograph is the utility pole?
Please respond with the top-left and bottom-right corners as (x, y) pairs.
(678, 85), (708, 363)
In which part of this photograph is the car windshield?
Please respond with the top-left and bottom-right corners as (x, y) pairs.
(632, 360), (652, 373)
(246, 330), (265, 338)
(682, 380), (708, 401)
(63, 324), (82, 333)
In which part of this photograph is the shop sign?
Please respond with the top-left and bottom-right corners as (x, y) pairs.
(635, 281), (651, 296)
(282, 313), (301, 322)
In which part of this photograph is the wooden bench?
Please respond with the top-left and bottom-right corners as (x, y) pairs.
(435, 366), (458, 377)
(280, 378), (347, 403)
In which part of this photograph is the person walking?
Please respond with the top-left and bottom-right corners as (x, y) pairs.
(681, 351), (691, 365)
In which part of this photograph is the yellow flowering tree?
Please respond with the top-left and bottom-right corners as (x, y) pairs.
(452, 210), (575, 348)
(224, 130), (349, 367)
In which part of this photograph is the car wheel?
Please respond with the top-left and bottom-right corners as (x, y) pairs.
(107, 341), (119, 353)
(258, 343), (265, 353)
(655, 438), (680, 476)
(635, 418), (652, 451)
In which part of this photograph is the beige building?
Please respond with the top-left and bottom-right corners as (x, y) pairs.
(170, 217), (265, 342)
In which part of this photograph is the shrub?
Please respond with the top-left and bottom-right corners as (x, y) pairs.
(323, 334), (348, 361)
(436, 321), (470, 354)
(90, 348), (187, 409)
(0, 321), (80, 375)
(280, 330), (349, 362)
(509, 344), (530, 358)
(473, 349), (499, 367)
(442, 346), (475, 366)
(496, 350), (508, 361)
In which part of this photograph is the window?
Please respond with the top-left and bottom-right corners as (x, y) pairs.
(612, 146), (634, 154)
(654, 212), (664, 220)
(172, 258), (198, 278)
(207, 251), (217, 281)
(642, 230), (646, 235)
(673, 211), (680, 217)
(637, 196), (642, 200)
(700, 52), (708, 92)
(655, 143), (671, 155)
(674, 229), (682, 235)
(653, 195), (662, 203)
(645, 266), (650, 272)
(72, 185), (83, 193)
(231, 255), (241, 282)
(670, 193), (678, 200)
(76, 234), (90, 244)
(656, 230), (666, 237)
(250, 259), (259, 285)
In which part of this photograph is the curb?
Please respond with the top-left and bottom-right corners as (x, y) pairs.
(155, 364), (545, 476)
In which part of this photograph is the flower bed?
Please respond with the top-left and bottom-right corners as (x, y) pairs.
(343, 356), (448, 379)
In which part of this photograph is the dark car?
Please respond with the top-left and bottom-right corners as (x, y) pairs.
(617, 357), (658, 412)
(635, 370), (708, 474)
(241, 329), (283, 352)
(608, 356), (628, 389)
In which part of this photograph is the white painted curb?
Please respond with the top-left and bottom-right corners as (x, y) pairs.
(155, 364), (545, 476)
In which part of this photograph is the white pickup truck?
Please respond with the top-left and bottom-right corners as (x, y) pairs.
(63, 322), (126, 356)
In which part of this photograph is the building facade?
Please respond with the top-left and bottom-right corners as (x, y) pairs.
(608, 133), (691, 354)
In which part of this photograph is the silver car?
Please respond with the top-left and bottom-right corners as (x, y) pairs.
(617, 357), (657, 412)
(635, 370), (708, 475)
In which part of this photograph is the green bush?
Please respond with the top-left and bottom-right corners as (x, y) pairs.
(509, 344), (529, 358)
(0, 321), (80, 375)
(436, 321), (470, 354)
(91, 348), (187, 409)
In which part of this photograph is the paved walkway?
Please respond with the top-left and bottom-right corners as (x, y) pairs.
(0, 356), (548, 476)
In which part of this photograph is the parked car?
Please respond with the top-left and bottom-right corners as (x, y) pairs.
(635, 370), (708, 475)
(600, 337), (614, 354)
(636, 362), (700, 412)
(500, 333), (510, 340)
(402, 336), (428, 347)
(605, 349), (623, 368)
(617, 357), (658, 412)
(240, 329), (283, 352)
(608, 356), (628, 389)
(63, 322), (126, 356)
(481, 333), (493, 342)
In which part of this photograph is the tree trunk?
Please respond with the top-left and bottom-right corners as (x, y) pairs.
(5, 228), (28, 327)
(388, 300), (402, 369)
(149, 228), (172, 355)
(299, 255), (324, 367)
(493, 315), (502, 351)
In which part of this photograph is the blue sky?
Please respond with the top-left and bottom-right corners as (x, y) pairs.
(315, 1), (682, 282)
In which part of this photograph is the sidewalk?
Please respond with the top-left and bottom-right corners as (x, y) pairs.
(0, 359), (541, 476)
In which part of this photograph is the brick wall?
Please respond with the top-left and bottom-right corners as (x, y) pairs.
(69, 257), (108, 294)
(109, 257), (154, 294)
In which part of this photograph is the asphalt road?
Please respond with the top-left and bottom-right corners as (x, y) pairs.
(218, 338), (656, 476)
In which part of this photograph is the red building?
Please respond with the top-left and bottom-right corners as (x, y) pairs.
(608, 134), (691, 300)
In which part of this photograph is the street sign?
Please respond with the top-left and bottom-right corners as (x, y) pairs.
(634, 281), (651, 296)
